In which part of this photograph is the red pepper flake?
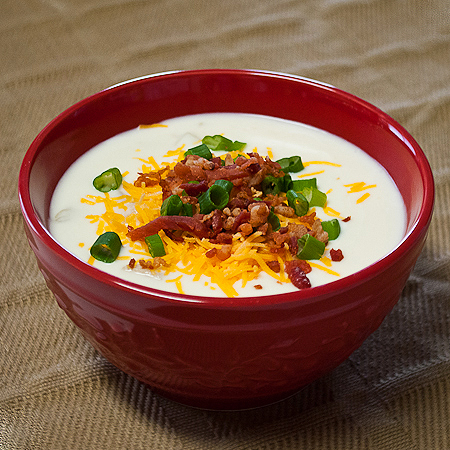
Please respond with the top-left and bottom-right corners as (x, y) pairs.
(330, 248), (344, 261)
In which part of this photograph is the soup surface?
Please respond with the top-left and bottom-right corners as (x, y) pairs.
(49, 113), (406, 297)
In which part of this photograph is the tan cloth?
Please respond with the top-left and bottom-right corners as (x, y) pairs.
(1, 0), (449, 448)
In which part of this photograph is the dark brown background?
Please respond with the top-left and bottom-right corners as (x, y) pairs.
(1, 0), (449, 448)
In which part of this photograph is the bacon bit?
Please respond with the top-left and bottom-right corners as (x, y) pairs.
(279, 226), (289, 234)
(210, 232), (233, 244)
(164, 229), (184, 242)
(179, 180), (208, 196)
(257, 223), (269, 235)
(285, 260), (312, 289)
(231, 210), (251, 233)
(134, 172), (160, 187)
(288, 235), (299, 255)
(238, 223), (253, 236)
(248, 202), (270, 227)
(206, 248), (217, 258)
(139, 259), (154, 269)
(273, 204), (295, 218)
(211, 209), (224, 235)
(153, 257), (169, 268)
(343, 216), (351, 222)
(285, 259), (312, 274)
(128, 215), (210, 241)
(330, 249), (344, 261)
(267, 260), (281, 273)
(128, 258), (136, 269)
(216, 244), (232, 261)
(298, 212), (316, 226)
(254, 284), (263, 290)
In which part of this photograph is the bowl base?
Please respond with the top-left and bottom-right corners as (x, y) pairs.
(152, 386), (302, 411)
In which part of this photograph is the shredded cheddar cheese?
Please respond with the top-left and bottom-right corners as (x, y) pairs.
(297, 170), (325, 178)
(344, 182), (376, 193)
(82, 149), (354, 297)
(356, 192), (371, 203)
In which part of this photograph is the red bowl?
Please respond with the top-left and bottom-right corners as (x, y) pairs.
(18, 70), (434, 409)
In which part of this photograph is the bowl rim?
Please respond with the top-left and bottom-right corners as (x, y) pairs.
(18, 68), (435, 308)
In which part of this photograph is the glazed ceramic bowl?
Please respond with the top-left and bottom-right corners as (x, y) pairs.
(19, 70), (434, 410)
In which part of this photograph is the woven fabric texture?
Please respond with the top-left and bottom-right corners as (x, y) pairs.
(1, 0), (449, 448)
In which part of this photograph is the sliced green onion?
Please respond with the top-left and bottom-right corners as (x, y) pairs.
(181, 202), (194, 217)
(160, 195), (183, 216)
(145, 234), (166, 257)
(321, 219), (341, 240)
(301, 187), (327, 208)
(214, 179), (233, 194)
(198, 184), (229, 214)
(281, 173), (292, 192)
(90, 231), (122, 263)
(261, 175), (284, 196)
(286, 190), (309, 216)
(202, 135), (246, 152)
(184, 143), (212, 160)
(267, 210), (280, 231)
(289, 178), (317, 191)
(297, 234), (325, 260)
(276, 156), (304, 173)
(93, 167), (122, 192)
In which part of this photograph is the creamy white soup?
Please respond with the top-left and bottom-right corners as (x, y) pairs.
(49, 113), (406, 297)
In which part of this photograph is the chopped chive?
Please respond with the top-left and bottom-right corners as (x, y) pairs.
(286, 189), (309, 216)
(90, 231), (122, 263)
(321, 219), (341, 240)
(160, 195), (183, 216)
(214, 179), (233, 194)
(261, 175), (284, 196)
(289, 178), (317, 191)
(184, 143), (212, 160)
(301, 187), (327, 208)
(145, 234), (166, 257)
(202, 135), (246, 151)
(297, 234), (325, 260)
(93, 167), (122, 192)
(198, 184), (229, 214)
(276, 156), (304, 173)
(267, 210), (280, 231)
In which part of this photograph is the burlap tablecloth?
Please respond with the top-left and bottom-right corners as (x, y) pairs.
(1, 0), (449, 448)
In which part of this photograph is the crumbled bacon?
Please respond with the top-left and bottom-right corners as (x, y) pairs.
(216, 244), (232, 261)
(285, 260), (312, 289)
(267, 260), (281, 273)
(206, 248), (217, 258)
(178, 180), (208, 196)
(128, 215), (210, 241)
(330, 248), (344, 261)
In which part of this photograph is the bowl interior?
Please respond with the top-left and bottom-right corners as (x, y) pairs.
(21, 70), (433, 298)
